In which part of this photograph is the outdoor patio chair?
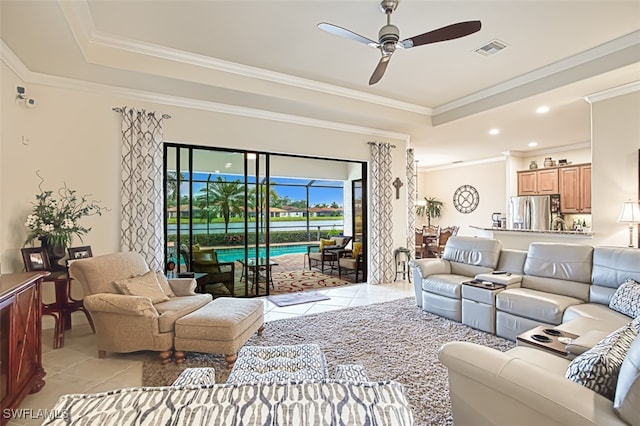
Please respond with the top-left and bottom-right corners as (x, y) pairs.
(190, 248), (236, 296)
(307, 236), (352, 274)
(338, 242), (365, 282)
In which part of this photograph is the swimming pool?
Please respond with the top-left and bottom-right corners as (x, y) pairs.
(215, 243), (310, 263)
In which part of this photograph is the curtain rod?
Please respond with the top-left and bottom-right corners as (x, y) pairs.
(112, 107), (171, 119)
(368, 141), (397, 148)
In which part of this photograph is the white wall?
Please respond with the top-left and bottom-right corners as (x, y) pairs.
(0, 62), (408, 276)
(416, 89), (639, 249)
(419, 158), (507, 236)
(591, 90), (640, 247)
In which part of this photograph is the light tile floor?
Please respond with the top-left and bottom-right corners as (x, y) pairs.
(9, 280), (413, 425)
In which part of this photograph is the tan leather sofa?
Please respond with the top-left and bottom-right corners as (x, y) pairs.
(69, 251), (212, 362)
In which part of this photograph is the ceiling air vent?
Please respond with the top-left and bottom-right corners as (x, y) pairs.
(474, 39), (508, 56)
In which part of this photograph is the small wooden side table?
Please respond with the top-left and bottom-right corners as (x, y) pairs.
(41, 276), (95, 349)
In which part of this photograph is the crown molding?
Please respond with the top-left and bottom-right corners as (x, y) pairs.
(421, 156), (505, 172)
(58, 0), (431, 117)
(504, 142), (591, 158)
(433, 30), (640, 116)
(584, 80), (640, 103)
(1, 40), (410, 143)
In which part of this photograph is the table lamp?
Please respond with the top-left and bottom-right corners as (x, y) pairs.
(617, 200), (640, 247)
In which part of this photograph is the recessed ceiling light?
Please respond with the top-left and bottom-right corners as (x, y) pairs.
(536, 105), (550, 114)
(528, 141), (538, 147)
(224, 162), (232, 168)
(214, 170), (220, 174)
(489, 128), (500, 136)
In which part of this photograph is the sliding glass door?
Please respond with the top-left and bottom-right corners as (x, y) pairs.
(164, 144), (366, 297)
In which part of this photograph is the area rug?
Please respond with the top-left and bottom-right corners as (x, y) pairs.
(266, 270), (351, 295)
(142, 297), (515, 425)
(267, 290), (330, 306)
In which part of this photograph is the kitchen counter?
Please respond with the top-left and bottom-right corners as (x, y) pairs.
(470, 226), (593, 250)
(470, 225), (594, 236)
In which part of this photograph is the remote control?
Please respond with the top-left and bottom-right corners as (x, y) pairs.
(492, 271), (507, 275)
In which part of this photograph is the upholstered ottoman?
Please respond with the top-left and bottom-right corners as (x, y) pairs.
(171, 367), (217, 386)
(173, 297), (264, 367)
(227, 344), (328, 384)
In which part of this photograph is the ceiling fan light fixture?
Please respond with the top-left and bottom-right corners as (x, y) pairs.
(319, 1), (481, 84)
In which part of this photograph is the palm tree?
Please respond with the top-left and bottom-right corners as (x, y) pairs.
(196, 177), (244, 233)
(166, 171), (185, 207)
(248, 183), (279, 236)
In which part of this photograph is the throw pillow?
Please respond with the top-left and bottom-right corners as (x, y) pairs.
(319, 239), (336, 251)
(155, 272), (176, 297)
(113, 270), (170, 304)
(614, 333), (640, 425)
(352, 242), (363, 259)
(565, 322), (638, 400)
(610, 279), (640, 318)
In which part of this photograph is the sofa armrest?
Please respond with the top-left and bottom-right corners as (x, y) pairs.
(83, 293), (159, 317)
(566, 330), (610, 356)
(438, 342), (622, 426)
(410, 258), (451, 279)
(168, 278), (197, 296)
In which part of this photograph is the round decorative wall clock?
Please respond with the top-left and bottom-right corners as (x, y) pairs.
(453, 185), (479, 214)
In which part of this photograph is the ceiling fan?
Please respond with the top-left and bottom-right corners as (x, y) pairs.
(318, 0), (481, 85)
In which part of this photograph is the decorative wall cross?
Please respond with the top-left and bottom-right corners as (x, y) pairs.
(393, 177), (403, 200)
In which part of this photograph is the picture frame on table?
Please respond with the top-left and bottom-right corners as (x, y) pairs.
(21, 247), (51, 272)
(67, 246), (93, 260)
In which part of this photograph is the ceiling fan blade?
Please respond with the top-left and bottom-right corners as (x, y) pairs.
(317, 22), (378, 47)
(400, 21), (481, 49)
(369, 55), (391, 85)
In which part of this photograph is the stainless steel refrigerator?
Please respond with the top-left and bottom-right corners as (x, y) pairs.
(510, 195), (557, 230)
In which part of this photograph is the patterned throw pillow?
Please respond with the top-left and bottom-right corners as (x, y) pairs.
(565, 322), (638, 400)
(113, 270), (170, 304)
(319, 239), (336, 251)
(610, 279), (640, 318)
(352, 242), (363, 259)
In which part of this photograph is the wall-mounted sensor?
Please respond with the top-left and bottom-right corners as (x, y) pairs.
(16, 86), (35, 108)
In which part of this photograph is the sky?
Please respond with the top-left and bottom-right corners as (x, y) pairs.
(178, 173), (344, 207)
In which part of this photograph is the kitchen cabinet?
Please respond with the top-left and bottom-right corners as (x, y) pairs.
(559, 164), (591, 214)
(0, 273), (47, 425)
(517, 168), (559, 195)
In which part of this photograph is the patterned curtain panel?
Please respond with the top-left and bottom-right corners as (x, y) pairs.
(406, 149), (416, 254)
(119, 108), (166, 271)
(369, 142), (395, 284)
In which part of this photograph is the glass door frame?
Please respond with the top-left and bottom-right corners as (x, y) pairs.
(163, 142), (367, 297)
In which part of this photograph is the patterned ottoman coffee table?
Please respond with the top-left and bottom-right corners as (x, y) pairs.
(227, 344), (328, 384)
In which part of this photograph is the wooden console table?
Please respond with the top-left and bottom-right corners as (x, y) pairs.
(0, 272), (48, 425)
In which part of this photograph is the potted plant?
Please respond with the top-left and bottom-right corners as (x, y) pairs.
(24, 183), (107, 270)
(416, 197), (443, 227)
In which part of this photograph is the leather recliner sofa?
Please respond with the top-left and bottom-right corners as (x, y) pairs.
(412, 239), (640, 345)
(411, 236), (502, 322)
